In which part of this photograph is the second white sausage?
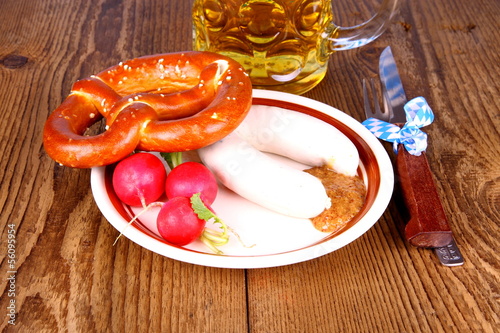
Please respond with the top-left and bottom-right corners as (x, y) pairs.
(198, 132), (331, 219)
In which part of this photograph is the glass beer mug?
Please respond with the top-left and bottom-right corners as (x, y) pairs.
(193, 0), (399, 94)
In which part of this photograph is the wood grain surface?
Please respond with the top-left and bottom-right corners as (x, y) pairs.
(1, 0), (499, 332)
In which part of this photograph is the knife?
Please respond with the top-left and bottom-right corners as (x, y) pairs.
(379, 47), (463, 266)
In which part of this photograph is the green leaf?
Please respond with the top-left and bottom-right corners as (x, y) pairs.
(191, 193), (217, 221)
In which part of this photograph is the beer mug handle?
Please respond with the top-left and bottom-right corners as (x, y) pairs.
(328, 0), (400, 51)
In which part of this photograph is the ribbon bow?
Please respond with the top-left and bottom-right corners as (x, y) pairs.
(362, 97), (434, 156)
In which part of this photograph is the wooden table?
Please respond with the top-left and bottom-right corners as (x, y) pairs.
(1, 0), (498, 332)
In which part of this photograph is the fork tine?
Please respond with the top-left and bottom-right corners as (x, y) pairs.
(362, 79), (372, 117)
(370, 78), (383, 118)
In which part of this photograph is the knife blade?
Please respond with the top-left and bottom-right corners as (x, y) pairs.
(379, 47), (463, 265)
(379, 48), (407, 123)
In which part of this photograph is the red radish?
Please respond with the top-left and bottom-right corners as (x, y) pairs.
(157, 197), (206, 246)
(112, 153), (167, 207)
(165, 161), (218, 204)
(111, 155), (229, 252)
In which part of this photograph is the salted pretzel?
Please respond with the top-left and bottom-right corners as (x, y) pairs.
(43, 51), (252, 168)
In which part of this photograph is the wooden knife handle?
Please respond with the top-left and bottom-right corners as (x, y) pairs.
(396, 146), (453, 247)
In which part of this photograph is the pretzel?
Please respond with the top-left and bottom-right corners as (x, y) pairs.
(43, 51), (252, 168)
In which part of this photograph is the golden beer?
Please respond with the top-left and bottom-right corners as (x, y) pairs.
(193, 0), (399, 94)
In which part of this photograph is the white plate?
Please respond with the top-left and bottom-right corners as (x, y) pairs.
(91, 89), (394, 268)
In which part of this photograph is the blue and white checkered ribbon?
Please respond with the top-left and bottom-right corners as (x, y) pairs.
(362, 97), (434, 156)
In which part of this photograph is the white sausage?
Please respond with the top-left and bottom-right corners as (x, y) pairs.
(198, 133), (331, 219)
(235, 105), (359, 176)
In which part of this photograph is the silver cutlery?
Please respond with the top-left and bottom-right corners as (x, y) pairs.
(363, 46), (464, 266)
